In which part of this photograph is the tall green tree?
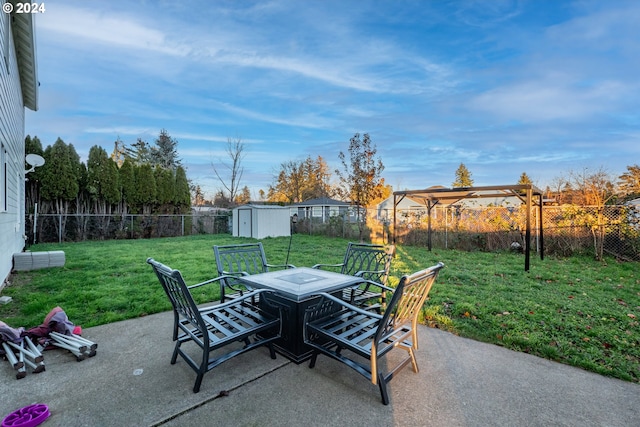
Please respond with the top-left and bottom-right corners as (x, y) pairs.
(152, 129), (181, 170)
(618, 165), (640, 200)
(174, 166), (191, 212)
(236, 186), (252, 205)
(40, 138), (82, 238)
(301, 155), (332, 200)
(126, 138), (152, 165)
(135, 163), (156, 215)
(517, 172), (533, 186)
(452, 163), (474, 188)
(24, 135), (44, 215)
(335, 133), (385, 241)
(154, 167), (176, 213)
(87, 145), (121, 215)
(268, 155), (333, 203)
(119, 158), (137, 213)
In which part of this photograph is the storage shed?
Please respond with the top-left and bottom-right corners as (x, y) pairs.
(232, 205), (291, 239)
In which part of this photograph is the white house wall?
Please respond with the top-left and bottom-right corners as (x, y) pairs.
(0, 11), (27, 285)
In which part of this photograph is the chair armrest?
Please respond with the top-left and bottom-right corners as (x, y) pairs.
(221, 270), (250, 277)
(311, 263), (344, 270)
(204, 289), (275, 311)
(266, 263), (296, 270)
(188, 275), (233, 289)
(353, 268), (385, 278)
(305, 292), (383, 320)
(351, 279), (395, 293)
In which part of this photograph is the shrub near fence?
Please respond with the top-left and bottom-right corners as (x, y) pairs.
(26, 213), (232, 244)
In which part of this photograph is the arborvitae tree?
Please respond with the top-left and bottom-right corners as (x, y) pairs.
(452, 163), (474, 188)
(87, 145), (121, 214)
(135, 163), (156, 215)
(24, 135), (44, 215)
(154, 167), (175, 213)
(119, 158), (137, 213)
(174, 166), (191, 212)
(40, 138), (82, 238)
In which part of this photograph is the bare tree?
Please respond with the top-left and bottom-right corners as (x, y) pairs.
(212, 137), (245, 205)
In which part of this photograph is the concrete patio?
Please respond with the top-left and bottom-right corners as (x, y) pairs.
(1, 310), (638, 426)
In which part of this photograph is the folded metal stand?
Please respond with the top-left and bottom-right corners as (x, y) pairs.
(49, 332), (98, 361)
(1, 337), (45, 379)
(2, 332), (98, 380)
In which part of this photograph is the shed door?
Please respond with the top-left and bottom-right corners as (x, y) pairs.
(238, 208), (252, 237)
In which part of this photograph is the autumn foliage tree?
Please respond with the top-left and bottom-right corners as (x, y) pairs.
(335, 133), (385, 241)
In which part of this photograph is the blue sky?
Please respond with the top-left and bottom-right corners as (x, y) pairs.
(26, 0), (640, 200)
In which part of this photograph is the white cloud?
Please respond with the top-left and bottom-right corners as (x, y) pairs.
(38, 5), (188, 56)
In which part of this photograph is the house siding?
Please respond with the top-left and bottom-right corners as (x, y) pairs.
(0, 11), (27, 285)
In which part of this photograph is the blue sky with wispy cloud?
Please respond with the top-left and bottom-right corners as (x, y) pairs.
(26, 0), (640, 199)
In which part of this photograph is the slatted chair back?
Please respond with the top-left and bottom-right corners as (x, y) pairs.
(148, 258), (204, 338)
(304, 262), (444, 405)
(341, 242), (393, 285)
(213, 243), (270, 302)
(147, 258), (281, 393)
(334, 242), (395, 310)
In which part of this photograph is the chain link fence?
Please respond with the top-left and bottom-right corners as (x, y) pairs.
(390, 204), (640, 260)
(25, 212), (232, 245)
(25, 205), (640, 261)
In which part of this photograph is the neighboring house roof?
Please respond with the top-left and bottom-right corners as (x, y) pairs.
(290, 197), (350, 207)
(10, 10), (38, 111)
(233, 204), (288, 210)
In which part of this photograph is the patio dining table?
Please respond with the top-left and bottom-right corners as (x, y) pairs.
(237, 267), (363, 363)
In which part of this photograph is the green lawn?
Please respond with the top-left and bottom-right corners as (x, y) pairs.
(1, 234), (638, 383)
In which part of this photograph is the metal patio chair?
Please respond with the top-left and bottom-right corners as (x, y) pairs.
(303, 262), (444, 405)
(147, 258), (282, 393)
(312, 242), (395, 311)
(213, 242), (295, 303)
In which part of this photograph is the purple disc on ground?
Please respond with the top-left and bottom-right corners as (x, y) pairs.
(1, 404), (50, 427)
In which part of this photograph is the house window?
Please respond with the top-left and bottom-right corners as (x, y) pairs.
(312, 206), (323, 217)
(329, 206), (340, 217)
(1, 143), (7, 212)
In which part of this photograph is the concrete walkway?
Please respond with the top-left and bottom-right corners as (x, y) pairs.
(1, 310), (638, 427)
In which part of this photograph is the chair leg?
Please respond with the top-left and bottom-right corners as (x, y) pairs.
(171, 342), (180, 364)
(378, 372), (390, 405)
(309, 351), (318, 368)
(193, 372), (204, 393)
(268, 342), (276, 359)
(408, 347), (419, 373)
